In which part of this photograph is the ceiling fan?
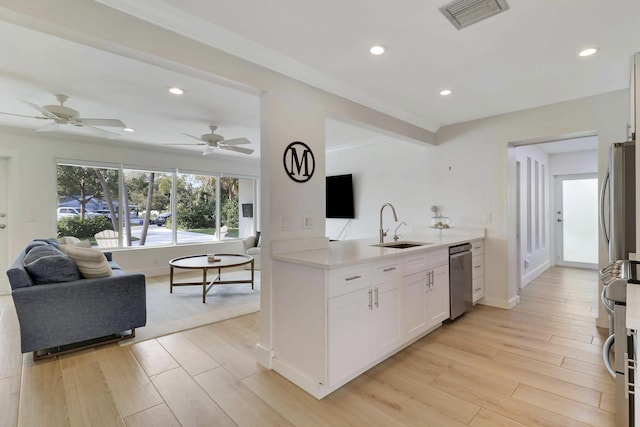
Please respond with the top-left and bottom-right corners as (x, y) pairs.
(166, 125), (254, 155)
(0, 94), (127, 138)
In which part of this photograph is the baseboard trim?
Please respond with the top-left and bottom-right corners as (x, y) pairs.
(521, 261), (551, 288)
(479, 295), (519, 309)
(255, 343), (273, 369)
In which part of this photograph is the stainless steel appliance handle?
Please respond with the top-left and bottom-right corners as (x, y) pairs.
(599, 168), (610, 244)
(603, 334), (616, 378)
(601, 288), (615, 316)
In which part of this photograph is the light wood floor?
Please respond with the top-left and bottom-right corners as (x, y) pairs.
(0, 267), (614, 426)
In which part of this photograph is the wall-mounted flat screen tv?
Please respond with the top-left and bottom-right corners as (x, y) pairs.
(326, 174), (355, 219)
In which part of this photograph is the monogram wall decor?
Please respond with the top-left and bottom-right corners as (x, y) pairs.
(283, 141), (315, 183)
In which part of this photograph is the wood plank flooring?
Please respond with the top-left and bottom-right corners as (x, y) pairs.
(0, 267), (614, 426)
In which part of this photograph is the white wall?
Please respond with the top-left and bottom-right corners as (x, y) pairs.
(326, 90), (630, 312)
(326, 140), (435, 241)
(436, 90), (627, 318)
(549, 150), (598, 176)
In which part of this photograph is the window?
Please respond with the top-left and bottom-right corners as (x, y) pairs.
(56, 162), (257, 248)
(122, 168), (173, 247)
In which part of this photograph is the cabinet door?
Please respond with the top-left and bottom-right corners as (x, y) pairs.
(404, 270), (429, 340)
(328, 287), (372, 386)
(371, 280), (403, 360)
(427, 264), (450, 326)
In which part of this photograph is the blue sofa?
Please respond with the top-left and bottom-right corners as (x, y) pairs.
(6, 239), (146, 360)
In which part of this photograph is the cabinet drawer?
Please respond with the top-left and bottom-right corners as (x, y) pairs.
(372, 258), (403, 284)
(328, 265), (371, 298)
(471, 240), (484, 255)
(431, 248), (449, 267)
(473, 277), (484, 303)
(472, 259), (483, 279)
(404, 252), (430, 276)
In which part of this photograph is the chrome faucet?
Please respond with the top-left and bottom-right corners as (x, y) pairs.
(393, 221), (407, 241)
(379, 203), (398, 243)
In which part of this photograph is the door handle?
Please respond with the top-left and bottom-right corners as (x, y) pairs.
(556, 219), (563, 222)
(0, 224), (5, 229)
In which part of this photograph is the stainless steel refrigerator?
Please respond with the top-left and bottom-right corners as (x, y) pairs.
(600, 140), (636, 262)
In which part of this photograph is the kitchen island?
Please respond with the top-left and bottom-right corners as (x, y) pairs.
(271, 231), (484, 399)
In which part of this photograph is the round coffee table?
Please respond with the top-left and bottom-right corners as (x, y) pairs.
(169, 254), (254, 303)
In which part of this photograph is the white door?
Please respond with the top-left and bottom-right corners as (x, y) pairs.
(0, 158), (8, 294)
(428, 265), (450, 324)
(327, 288), (371, 386)
(555, 174), (598, 268)
(371, 280), (402, 359)
(404, 271), (429, 340)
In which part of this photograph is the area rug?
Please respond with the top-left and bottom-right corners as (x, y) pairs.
(121, 269), (260, 344)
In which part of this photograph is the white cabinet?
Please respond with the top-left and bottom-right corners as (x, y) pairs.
(328, 259), (402, 386)
(270, 239), (486, 399)
(403, 249), (449, 341)
(471, 240), (484, 303)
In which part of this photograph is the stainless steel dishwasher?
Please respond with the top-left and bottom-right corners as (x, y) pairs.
(449, 243), (472, 320)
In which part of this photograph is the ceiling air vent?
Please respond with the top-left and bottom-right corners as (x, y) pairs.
(440, 0), (509, 30)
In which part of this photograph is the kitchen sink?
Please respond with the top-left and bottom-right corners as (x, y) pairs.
(371, 241), (432, 249)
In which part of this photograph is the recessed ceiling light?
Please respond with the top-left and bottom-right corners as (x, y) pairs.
(168, 87), (184, 95)
(579, 47), (598, 57)
(440, 89), (452, 96)
(123, 127), (135, 132)
(369, 45), (385, 55)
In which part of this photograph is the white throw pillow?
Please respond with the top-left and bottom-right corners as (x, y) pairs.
(59, 245), (113, 279)
(59, 236), (92, 248)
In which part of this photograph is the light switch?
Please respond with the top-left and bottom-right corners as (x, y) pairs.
(304, 216), (313, 229)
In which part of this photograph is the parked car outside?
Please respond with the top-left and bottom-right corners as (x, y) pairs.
(154, 212), (171, 226)
(57, 207), (100, 220)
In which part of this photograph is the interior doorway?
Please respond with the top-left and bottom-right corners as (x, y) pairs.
(554, 174), (598, 268)
(509, 133), (598, 290)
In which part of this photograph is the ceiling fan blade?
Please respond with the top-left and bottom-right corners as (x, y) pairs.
(19, 99), (59, 120)
(0, 111), (49, 120)
(36, 122), (61, 133)
(181, 133), (204, 142)
(221, 137), (251, 146)
(78, 118), (126, 128)
(164, 142), (207, 146)
(224, 145), (254, 155)
(83, 125), (120, 139)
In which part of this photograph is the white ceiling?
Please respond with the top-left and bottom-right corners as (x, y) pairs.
(0, 0), (638, 156)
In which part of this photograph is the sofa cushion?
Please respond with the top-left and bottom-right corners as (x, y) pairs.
(23, 245), (81, 285)
(60, 245), (113, 279)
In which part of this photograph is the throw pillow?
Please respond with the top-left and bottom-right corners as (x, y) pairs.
(59, 236), (92, 248)
(24, 245), (64, 263)
(23, 246), (81, 284)
(24, 240), (49, 254)
(59, 245), (113, 279)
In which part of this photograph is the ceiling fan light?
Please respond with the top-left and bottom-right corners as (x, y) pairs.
(123, 127), (135, 132)
(168, 87), (184, 95)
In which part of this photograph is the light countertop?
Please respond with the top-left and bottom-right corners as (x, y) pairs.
(272, 232), (485, 269)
